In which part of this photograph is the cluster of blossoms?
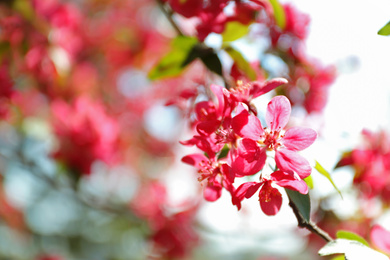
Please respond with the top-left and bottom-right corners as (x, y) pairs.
(181, 79), (317, 215)
(337, 129), (390, 203)
(131, 182), (199, 259)
(163, 0), (336, 115)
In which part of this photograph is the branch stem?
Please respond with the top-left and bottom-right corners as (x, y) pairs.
(156, 0), (184, 36)
(288, 196), (333, 242)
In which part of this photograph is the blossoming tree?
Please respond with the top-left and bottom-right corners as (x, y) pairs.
(0, 0), (389, 259)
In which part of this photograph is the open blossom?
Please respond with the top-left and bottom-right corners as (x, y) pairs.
(182, 153), (235, 201)
(229, 78), (288, 115)
(51, 97), (119, 174)
(336, 129), (390, 202)
(131, 182), (199, 259)
(232, 170), (308, 215)
(231, 95), (317, 178)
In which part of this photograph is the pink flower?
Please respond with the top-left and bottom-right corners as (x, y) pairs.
(229, 78), (288, 115)
(182, 153), (235, 202)
(231, 95), (317, 178)
(283, 3), (311, 40)
(232, 170), (307, 215)
(336, 129), (390, 202)
(51, 97), (119, 174)
(370, 225), (390, 255)
(194, 84), (233, 136)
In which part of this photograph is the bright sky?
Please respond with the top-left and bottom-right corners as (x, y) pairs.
(294, 0), (390, 136)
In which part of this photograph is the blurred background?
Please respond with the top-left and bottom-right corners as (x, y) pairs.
(0, 0), (389, 259)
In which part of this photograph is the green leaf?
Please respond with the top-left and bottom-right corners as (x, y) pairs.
(200, 50), (223, 77)
(217, 145), (230, 160)
(330, 256), (345, 260)
(223, 46), (257, 81)
(148, 36), (198, 80)
(285, 188), (310, 222)
(13, 0), (35, 21)
(378, 21), (390, 36)
(222, 21), (250, 42)
(336, 230), (369, 247)
(269, 0), (286, 30)
(314, 160), (342, 198)
(304, 175), (314, 189)
(318, 239), (388, 260)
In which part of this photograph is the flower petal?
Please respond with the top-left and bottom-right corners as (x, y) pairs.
(232, 108), (264, 140)
(210, 84), (225, 118)
(266, 96), (291, 131)
(283, 127), (317, 151)
(271, 170), (308, 194)
(370, 225), (390, 254)
(231, 139), (266, 176)
(232, 181), (261, 210)
(204, 183), (222, 202)
(181, 153), (209, 169)
(259, 181), (282, 216)
(196, 120), (220, 136)
(275, 149), (312, 179)
(251, 78), (288, 98)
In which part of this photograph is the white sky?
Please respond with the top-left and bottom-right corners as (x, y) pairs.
(292, 0), (390, 136)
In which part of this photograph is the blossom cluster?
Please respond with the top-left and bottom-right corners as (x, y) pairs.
(181, 79), (317, 215)
(164, 0), (336, 115)
(337, 129), (390, 203)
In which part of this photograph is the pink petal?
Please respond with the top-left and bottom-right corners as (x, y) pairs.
(266, 96), (291, 131)
(196, 120), (220, 136)
(271, 170), (308, 194)
(180, 136), (215, 159)
(210, 84), (225, 118)
(231, 139), (266, 176)
(245, 182), (263, 198)
(232, 108), (264, 140)
(370, 225), (390, 254)
(259, 182), (282, 216)
(232, 181), (260, 210)
(220, 163), (235, 184)
(181, 153), (209, 168)
(283, 127), (317, 151)
(275, 149), (312, 179)
(251, 78), (288, 98)
(237, 182), (261, 199)
(204, 183), (222, 202)
(195, 101), (217, 123)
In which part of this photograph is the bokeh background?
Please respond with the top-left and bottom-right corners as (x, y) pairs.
(0, 0), (389, 259)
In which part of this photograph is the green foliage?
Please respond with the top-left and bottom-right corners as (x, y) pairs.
(319, 239), (388, 260)
(217, 145), (230, 160)
(222, 21), (251, 42)
(304, 175), (314, 189)
(336, 230), (370, 247)
(148, 36), (198, 80)
(314, 160), (342, 198)
(285, 188), (310, 222)
(269, 0), (286, 30)
(378, 21), (390, 36)
(199, 48), (223, 76)
(223, 46), (257, 81)
(13, 0), (35, 20)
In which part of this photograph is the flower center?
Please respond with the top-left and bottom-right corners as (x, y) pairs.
(261, 127), (284, 151)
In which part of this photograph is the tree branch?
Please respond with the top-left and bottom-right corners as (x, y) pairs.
(156, 0), (184, 36)
(288, 196), (334, 242)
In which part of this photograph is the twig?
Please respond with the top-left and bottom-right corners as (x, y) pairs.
(156, 0), (184, 36)
(288, 197), (333, 242)
(155, 0), (232, 90)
